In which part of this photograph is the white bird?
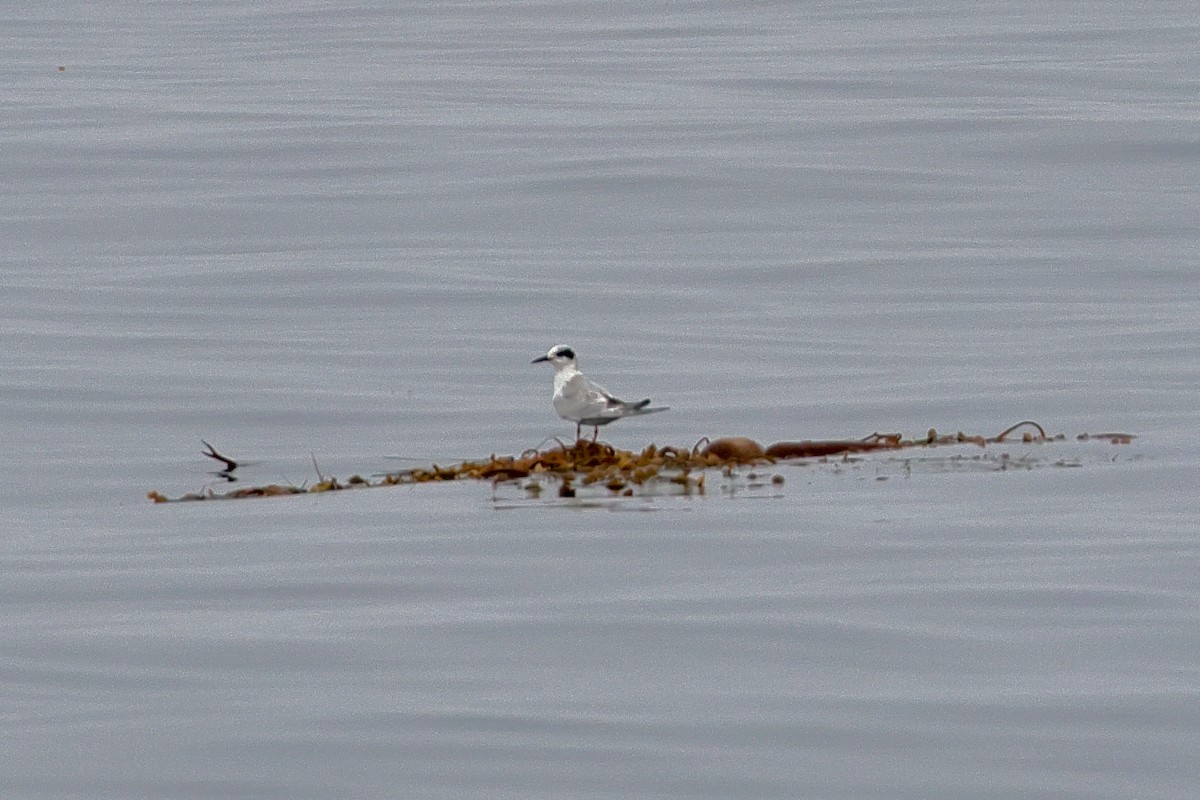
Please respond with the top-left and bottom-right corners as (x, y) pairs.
(532, 344), (668, 441)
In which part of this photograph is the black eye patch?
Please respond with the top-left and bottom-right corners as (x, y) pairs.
(556, 347), (576, 359)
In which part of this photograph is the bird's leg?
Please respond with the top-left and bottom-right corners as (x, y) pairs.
(591, 425), (599, 442)
(576, 422), (582, 441)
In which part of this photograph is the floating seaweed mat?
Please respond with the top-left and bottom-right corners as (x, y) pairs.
(147, 421), (1134, 503)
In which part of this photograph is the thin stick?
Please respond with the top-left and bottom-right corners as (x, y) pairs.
(200, 440), (238, 471)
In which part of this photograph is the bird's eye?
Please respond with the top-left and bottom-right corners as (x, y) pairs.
(558, 348), (575, 359)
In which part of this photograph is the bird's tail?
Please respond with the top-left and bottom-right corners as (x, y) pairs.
(626, 400), (668, 416)
(580, 401), (668, 427)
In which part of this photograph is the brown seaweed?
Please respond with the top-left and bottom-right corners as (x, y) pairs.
(148, 421), (1125, 503)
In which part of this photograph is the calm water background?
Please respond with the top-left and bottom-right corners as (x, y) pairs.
(3, 2), (1198, 798)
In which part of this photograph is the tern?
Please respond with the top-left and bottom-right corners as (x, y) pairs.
(532, 344), (668, 441)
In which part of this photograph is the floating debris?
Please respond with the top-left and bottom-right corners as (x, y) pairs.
(148, 421), (1130, 503)
(1076, 432), (1137, 444)
(200, 439), (239, 481)
(700, 436), (765, 461)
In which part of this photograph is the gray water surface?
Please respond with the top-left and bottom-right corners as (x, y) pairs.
(3, 3), (1198, 798)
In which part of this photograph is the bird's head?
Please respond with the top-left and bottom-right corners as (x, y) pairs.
(531, 344), (578, 369)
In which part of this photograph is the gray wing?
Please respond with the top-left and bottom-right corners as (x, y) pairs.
(579, 397), (668, 426)
(567, 373), (669, 424)
(560, 373), (613, 418)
